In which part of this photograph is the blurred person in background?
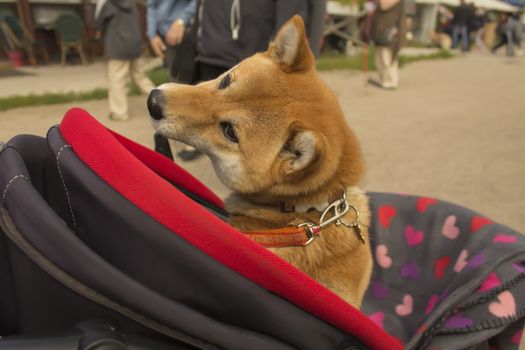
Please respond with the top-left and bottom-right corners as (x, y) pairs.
(194, 0), (314, 81)
(430, 5), (453, 50)
(147, 0), (197, 81)
(171, 0), (320, 160)
(365, 0), (406, 90)
(492, 13), (522, 57)
(511, 12), (523, 56)
(306, 0), (328, 58)
(451, 0), (475, 52)
(473, 7), (487, 51)
(483, 10), (498, 49)
(147, 0), (198, 159)
(96, 0), (154, 121)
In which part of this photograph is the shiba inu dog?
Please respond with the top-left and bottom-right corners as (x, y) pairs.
(147, 16), (372, 308)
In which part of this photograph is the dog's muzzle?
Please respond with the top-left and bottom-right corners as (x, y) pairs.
(147, 89), (165, 120)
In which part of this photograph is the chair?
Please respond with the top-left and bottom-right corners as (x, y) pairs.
(54, 14), (87, 65)
(0, 15), (49, 66)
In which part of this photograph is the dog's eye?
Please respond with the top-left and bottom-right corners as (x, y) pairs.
(218, 74), (231, 90)
(220, 122), (238, 143)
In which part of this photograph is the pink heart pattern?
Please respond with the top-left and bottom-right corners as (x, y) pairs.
(366, 195), (525, 344)
(488, 291), (516, 318)
(454, 250), (469, 273)
(405, 225), (424, 246)
(442, 215), (460, 239)
(376, 244), (392, 268)
(395, 294), (413, 316)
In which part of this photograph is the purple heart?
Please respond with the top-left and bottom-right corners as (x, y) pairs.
(444, 314), (474, 329)
(513, 263), (525, 274)
(371, 280), (390, 299)
(400, 261), (420, 280)
(465, 253), (485, 270)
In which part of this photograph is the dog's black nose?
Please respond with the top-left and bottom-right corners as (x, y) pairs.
(147, 89), (165, 120)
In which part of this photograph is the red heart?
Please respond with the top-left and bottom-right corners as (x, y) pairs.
(470, 216), (493, 233)
(417, 197), (437, 212)
(378, 205), (396, 228)
(434, 256), (451, 279)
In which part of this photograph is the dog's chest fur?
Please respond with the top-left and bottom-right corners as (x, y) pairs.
(226, 186), (373, 308)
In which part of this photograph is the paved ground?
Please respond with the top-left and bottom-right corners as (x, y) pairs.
(1, 52), (524, 237)
(0, 58), (162, 97)
(0, 49), (431, 97)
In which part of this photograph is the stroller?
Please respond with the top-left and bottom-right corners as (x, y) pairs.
(0, 108), (524, 350)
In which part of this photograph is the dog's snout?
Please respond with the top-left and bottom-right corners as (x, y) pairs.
(147, 89), (166, 120)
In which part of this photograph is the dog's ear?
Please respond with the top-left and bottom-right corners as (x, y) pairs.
(268, 15), (315, 72)
(280, 122), (324, 178)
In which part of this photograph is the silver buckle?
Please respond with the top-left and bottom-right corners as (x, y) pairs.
(298, 222), (319, 246)
(320, 193), (365, 244)
(319, 193), (350, 229)
(297, 192), (366, 246)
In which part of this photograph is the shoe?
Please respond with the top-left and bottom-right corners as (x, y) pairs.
(367, 78), (382, 88)
(109, 113), (129, 121)
(367, 78), (396, 90)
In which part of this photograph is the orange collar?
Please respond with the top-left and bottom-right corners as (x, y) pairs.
(242, 224), (321, 248)
(241, 192), (365, 248)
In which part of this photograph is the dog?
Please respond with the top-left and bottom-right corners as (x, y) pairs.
(147, 15), (372, 309)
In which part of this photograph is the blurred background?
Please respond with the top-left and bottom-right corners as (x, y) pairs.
(0, 0), (524, 235)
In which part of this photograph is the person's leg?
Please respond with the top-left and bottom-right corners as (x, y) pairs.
(381, 48), (398, 89)
(130, 58), (155, 94)
(390, 55), (399, 89)
(515, 32), (523, 56)
(475, 28), (484, 50)
(163, 45), (177, 82)
(374, 46), (386, 85)
(107, 59), (131, 121)
(461, 25), (469, 52)
(492, 34), (507, 53)
(515, 30), (523, 49)
(505, 30), (515, 56)
(451, 25), (460, 49)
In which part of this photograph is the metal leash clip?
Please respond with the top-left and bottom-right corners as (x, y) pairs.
(319, 193), (366, 244)
(298, 222), (321, 246)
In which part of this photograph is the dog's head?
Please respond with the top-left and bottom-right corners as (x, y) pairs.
(148, 16), (363, 202)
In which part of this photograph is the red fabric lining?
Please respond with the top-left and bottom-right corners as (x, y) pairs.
(60, 108), (402, 350)
(108, 130), (223, 209)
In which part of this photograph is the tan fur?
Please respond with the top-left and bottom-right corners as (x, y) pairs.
(150, 16), (372, 308)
